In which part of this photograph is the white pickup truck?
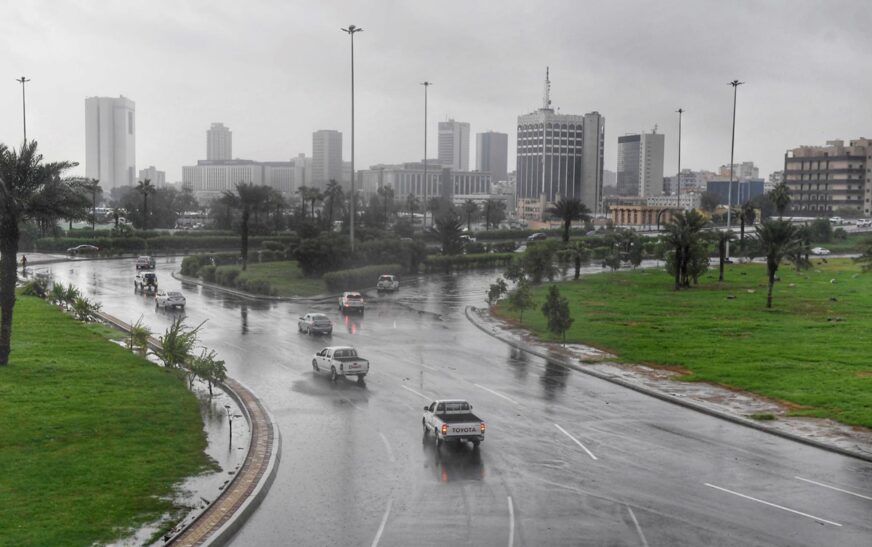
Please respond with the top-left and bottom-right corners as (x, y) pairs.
(422, 399), (485, 448)
(312, 346), (369, 383)
(376, 274), (399, 292)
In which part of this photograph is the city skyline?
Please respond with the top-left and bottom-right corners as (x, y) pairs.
(3, 1), (871, 185)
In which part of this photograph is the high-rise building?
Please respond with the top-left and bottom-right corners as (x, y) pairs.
(312, 130), (343, 189)
(616, 129), (665, 197)
(784, 138), (872, 216)
(582, 112), (606, 213)
(475, 131), (508, 183)
(515, 70), (605, 220)
(438, 119), (470, 171)
(85, 96), (136, 191)
(207, 123), (232, 161)
(138, 166), (165, 187)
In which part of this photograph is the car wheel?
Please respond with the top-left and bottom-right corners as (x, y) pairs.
(312, 360), (319, 372)
(422, 419), (428, 435)
(435, 435), (442, 448)
(357, 374), (366, 385)
(472, 440), (480, 449)
(330, 367), (337, 383)
(306, 326), (311, 335)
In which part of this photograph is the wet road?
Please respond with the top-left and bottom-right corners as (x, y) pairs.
(49, 257), (872, 546)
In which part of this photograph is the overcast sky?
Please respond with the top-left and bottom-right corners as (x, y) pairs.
(2, 0), (870, 183)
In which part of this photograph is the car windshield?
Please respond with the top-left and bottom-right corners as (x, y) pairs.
(312, 314), (328, 321)
(168, 291), (183, 297)
(334, 348), (358, 358)
(144, 274), (156, 280)
(379, 276), (391, 281)
(346, 294), (362, 300)
(444, 401), (470, 412)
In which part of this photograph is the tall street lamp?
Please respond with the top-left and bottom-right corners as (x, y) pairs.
(726, 80), (744, 259)
(421, 81), (432, 228)
(676, 108), (684, 211)
(341, 25), (363, 252)
(16, 76), (30, 142)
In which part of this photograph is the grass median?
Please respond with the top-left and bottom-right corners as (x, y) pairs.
(215, 261), (326, 297)
(495, 258), (872, 429)
(0, 296), (212, 546)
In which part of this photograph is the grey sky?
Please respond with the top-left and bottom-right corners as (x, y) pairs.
(2, 0), (870, 183)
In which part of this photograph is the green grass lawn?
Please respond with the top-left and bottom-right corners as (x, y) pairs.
(225, 260), (326, 297)
(495, 258), (872, 429)
(0, 297), (212, 546)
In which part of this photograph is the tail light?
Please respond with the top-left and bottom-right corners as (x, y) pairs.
(441, 423), (448, 435)
(481, 422), (486, 433)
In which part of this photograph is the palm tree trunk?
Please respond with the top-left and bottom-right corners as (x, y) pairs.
(563, 219), (570, 243)
(0, 220), (20, 365)
(766, 269), (775, 308)
(719, 240), (726, 282)
(574, 255), (581, 280)
(241, 207), (250, 271)
(143, 194), (149, 230)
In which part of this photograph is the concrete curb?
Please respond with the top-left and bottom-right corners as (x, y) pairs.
(94, 311), (283, 544)
(172, 271), (337, 303)
(465, 305), (872, 464)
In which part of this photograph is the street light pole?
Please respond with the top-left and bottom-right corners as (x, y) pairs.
(16, 76), (30, 142)
(421, 81), (432, 229)
(727, 80), (744, 259)
(676, 108), (684, 211)
(341, 25), (363, 252)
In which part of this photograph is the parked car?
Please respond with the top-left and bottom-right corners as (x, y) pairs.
(376, 274), (399, 292)
(811, 247), (831, 256)
(857, 218), (871, 228)
(155, 290), (186, 309)
(527, 232), (547, 242)
(422, 399), (485, 448)
(339, 291), (365, 314)
(298, 313), (333, 335)
(459, 234), (477, 243)
(67, 244), (99, 255)
(829, 216), (845, 225)
(136, 256), (156, 270)
(134, 272), (158, 294)
(311, 346), (369, 383)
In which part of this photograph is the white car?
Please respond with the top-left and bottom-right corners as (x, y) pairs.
(829, 217), (844, 225)
(811, 247), (831, 256)
(155, 290), (186, 309)
(339, 292), (365, 314)
(856, 219), (871, 228)
(376, 274), (399, 292)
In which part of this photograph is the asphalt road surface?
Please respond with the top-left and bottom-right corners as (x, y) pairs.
(48, 257), (872, 546)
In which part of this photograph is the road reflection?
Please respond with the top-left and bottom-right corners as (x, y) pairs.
(540, 359), (569, 400)
(422, 434), (485, 483)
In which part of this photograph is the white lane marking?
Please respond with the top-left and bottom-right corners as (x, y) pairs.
(704, 483), (842, 527)
(420, 363), (438, 372)
(371, 498), (393, 547)
(474, 383), (520, 405)
(626, 506), (649, 547)
(795, 476), (872, 501)
(401, 385), (430, 400)
(507, 496), (515, 547)
(554, 424), (598, 460)
(379, 432), (396, 463)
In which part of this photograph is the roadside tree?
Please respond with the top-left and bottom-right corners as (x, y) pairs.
(462, 199), (479, 232)
(663, 209), (709, 290)
(768, 181), (791, 219)
(435, 211), (464, 255)
(0, 141), (87, 365)
(711, 229), (736, 282)
(541, 285), (574, 345)
(189, 348), (227, 397)
(520, 240), (560, 283)
(756, 219), (804, 308)
(322, 180), (344, 228)
(155, 317), (204, 369)
(506, 278), (535, 324)
(548, 197), (591, 243)
(487, 278), (508, 306)
(483, 199), (506, 230)
(136, 178), (156, 229)
(223, 183), (271, 270)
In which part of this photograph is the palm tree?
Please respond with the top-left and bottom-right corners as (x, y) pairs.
(322, 180), (344, 228)
(462, 199), (479, 232)
(483, 198), (506, 230)
(663, 209), (709, 290)
(768, 181), (791, 219)
(304, 187), (323, 218)
(405, 194), (419, 218)
(711, 229), (737, 282)
(0, 141), (87, 365)
(548, 198), (591, 243)
(736, 200), (756, 250)
(377, 185), (395, 229)
(435, 211), (464, 255)
(77, 178), (102, 230)
(136, 178), (156, 229)
(756, 219), (804, 308)
(565, 240), (590, 280)
(224, 183), (270, 270)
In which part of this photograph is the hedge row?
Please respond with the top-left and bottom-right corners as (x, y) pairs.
(180, 248), (286, 277)
(322, 264), (402, 292)
(422, 253), (514, 273)
(34, 235), (293, 254)
(65, 229), (237, 239)
(205, 266), (276, 296)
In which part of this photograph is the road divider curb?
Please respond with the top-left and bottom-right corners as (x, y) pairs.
(171, 270), (338, 303)
(94, 310), (282, 546)
(465, 305), (872, 464)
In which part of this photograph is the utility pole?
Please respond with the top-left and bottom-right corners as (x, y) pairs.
(341, 25), (363, 252)
(676, 108), (684, 212)
(421, 81), (432, 229)
(16, 76), (30, 142)
(727, 80), (744, 259)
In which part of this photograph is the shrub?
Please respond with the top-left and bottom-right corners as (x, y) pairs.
(197, 265), (217, 282)
(215, 267), (241, 287)
(260, 240), (285, 252)
(294, 233), (350, 277)
(322, 264), (402, 292)
(235, 277), (276, 296)
(422, 253), (514, 273)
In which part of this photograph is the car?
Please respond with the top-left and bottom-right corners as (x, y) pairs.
(155, 290), (186, 309)
(829, 216), (845, 225)
(67, 244), (99, 255)
(136, 256), (156, 270)
(811, 247), (831, 256)
(376, 274), (399, 292)
(527, 232), (547, 242)
(339, 291), (365, 314)
(134, 272), (158, 294)
(857, 219), (871, 228)
(459, 234), (477, 243)
(312, 346), (369, 383)
(298, 313), (333, 335)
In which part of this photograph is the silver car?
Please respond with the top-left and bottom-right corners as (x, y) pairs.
(155, 290), (186, 309)
(298, 313), (333, 335)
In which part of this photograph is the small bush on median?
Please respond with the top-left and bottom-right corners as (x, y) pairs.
(197, 265), (217, 282)
(215, 267), (241, 287)
(422, 253), (514, 273)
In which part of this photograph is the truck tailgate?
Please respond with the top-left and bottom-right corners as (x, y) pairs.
(444, 422), (482, 437)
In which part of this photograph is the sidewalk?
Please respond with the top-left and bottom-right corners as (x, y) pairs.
(466, 305), (872, 463)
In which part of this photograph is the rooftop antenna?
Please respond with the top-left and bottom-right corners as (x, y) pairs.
(543, 66), (552, 110)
